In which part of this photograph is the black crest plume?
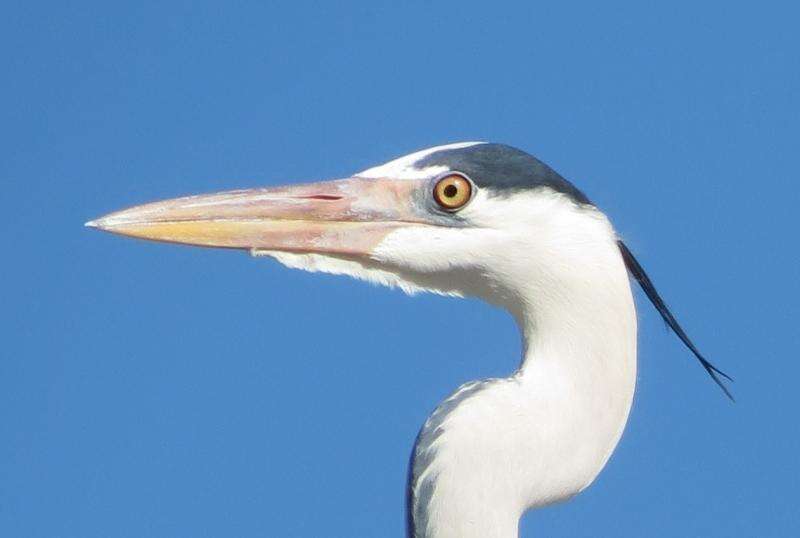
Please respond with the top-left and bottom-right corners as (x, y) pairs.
(618, 241), (733, 401)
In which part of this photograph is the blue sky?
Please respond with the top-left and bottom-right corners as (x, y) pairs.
(2, 1), (798, 536)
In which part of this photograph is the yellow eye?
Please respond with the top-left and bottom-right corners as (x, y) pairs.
(433, 174), (473, 211)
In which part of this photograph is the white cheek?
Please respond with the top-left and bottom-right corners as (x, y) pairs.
(371, 225), (500, 273)
(370, 189), (517, 272)
(372, 227), (445, 270)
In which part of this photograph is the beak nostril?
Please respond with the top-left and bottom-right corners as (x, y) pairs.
(294, 194), (343, 201)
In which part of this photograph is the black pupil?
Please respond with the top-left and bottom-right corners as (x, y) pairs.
(443, 184), (458, 198)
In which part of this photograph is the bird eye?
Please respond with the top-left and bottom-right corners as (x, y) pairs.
(433, 174), (473, 211)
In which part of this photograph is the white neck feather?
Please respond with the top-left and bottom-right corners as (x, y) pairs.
(407, 210), (637, 538)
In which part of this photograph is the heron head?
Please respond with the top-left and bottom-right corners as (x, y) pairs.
(89, 143), (611, 306)
(87, 143), (612, 308)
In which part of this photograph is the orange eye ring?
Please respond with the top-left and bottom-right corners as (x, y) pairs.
(433, 174), (473, 211)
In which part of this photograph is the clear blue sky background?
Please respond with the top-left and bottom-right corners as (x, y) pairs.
(2, 2), (798, 536)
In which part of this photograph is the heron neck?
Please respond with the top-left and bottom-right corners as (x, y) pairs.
(408, 241), (637, 538)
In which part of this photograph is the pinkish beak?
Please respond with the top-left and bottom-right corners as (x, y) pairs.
(86, 177), (428, 257)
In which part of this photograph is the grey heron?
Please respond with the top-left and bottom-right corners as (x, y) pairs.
(87, 142), (730, 538)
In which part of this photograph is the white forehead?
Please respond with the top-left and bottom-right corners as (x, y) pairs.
(355, 141), (484, 179)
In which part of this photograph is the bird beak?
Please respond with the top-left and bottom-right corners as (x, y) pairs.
(86, 177), (425, 257)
